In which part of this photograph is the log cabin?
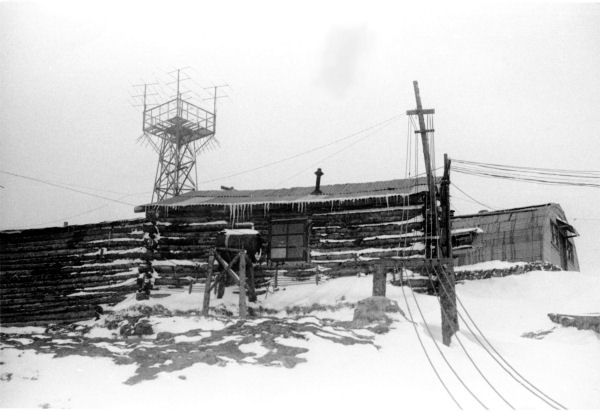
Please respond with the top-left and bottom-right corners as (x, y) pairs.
(134, 176), (437, 277)
(0, 176), (436, 325)
(0, 177), (581, 325)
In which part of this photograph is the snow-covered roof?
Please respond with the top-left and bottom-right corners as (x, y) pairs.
(451, 227), (484, 236)
(135, 177), (438, 211)
(452, 203), (557, 220)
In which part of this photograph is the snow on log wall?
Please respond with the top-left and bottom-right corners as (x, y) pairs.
(152, 191), (429, 280)
(0, 217), (229, 326)
(0, 192), (429, 325)
(0, 219), (147, 325)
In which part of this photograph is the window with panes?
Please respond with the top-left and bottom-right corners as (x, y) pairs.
(269, 218), (309, 262)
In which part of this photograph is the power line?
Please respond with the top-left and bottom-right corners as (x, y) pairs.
(430, 264), (567, 410)
(412, 157), (567, 407)
(438, 168), (567, 409)
(452, 159), (600, 188)
(453, 167), (600, 188)
(0, 171), (148, 197)
(395, 132), (471, 409)
(402, 100), (566, 409)
(454, 159), (600, 176)
(196, 115), (402, 185)
(400, 117), (551, 409)
(451, 183), (495, 211)
(404, 185), (489, 409)
(0, 170), (139, 207)
(407, 284), (489, 409)
(22, 192), (147, 229)
(399, 284), (463, 409)
(274, 118), (397, 186)
(423, 265), (515, 409)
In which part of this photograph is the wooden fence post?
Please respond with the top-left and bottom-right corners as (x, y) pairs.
(239, 251), (247, 319)
(202, 251), (215, 317)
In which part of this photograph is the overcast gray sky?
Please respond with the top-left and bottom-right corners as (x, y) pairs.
(1, 1), (599, 268)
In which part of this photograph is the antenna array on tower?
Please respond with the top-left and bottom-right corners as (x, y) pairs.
(135, 68), (227, 203)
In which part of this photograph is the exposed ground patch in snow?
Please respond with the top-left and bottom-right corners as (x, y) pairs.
(0, 326), (46, 335)
(152, 317), (229, 334)
(1, 267), (599, 410)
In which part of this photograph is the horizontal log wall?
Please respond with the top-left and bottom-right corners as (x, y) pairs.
(1, 192), (430, 325)
(0, 214), (238, 325)
(151, 192), (429, 281)
(0, 219), (148, 325)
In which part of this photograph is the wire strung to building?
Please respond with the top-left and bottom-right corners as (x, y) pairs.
(400, 102), (567, 409)
(429, 263), (567, 410)
(417, 169), (506, 409)
(438, 168), (568, 409)
(451, 183), (496, 211)
(399, 280), (464, 409)
(0, 170), (140, 206)
(422, 182), (515, 410)
(422, 264), (516, 409)
(395, 119), (469, 408)
(274, 117), (398, 186)
(455, 159), (600, 176)
(452, 159), (600, 188)
(196, 114), (402, 185)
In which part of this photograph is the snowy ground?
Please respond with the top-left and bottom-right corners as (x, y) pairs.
(1, 265), (599, 410)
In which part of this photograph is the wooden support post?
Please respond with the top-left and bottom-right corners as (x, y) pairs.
(214, 252), (241, 283)
(246, 255), (257, 303)
(210, 273), (221, 292)
(274, 266), (279, 289)
(440, 153), (458, 345)
(373, 265), (386, 297)
(202, 251), (215, 317)
(239, 251), (247, 319)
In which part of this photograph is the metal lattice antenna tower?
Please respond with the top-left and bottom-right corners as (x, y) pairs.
(139, 69), (223, 203)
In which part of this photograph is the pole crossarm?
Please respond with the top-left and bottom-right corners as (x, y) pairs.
(406, 108), (435, 116)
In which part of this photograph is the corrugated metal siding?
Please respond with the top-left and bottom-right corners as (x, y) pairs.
(452, 205), (548, 266)
(452, 203), (579, 271)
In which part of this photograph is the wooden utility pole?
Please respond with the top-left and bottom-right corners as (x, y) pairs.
(439, 154), (458, 345)
(407, 81), (439, 258)
(407, 82), (457, 346)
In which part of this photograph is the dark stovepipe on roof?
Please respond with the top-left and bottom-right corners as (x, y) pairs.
(312, 168), (324, 195)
